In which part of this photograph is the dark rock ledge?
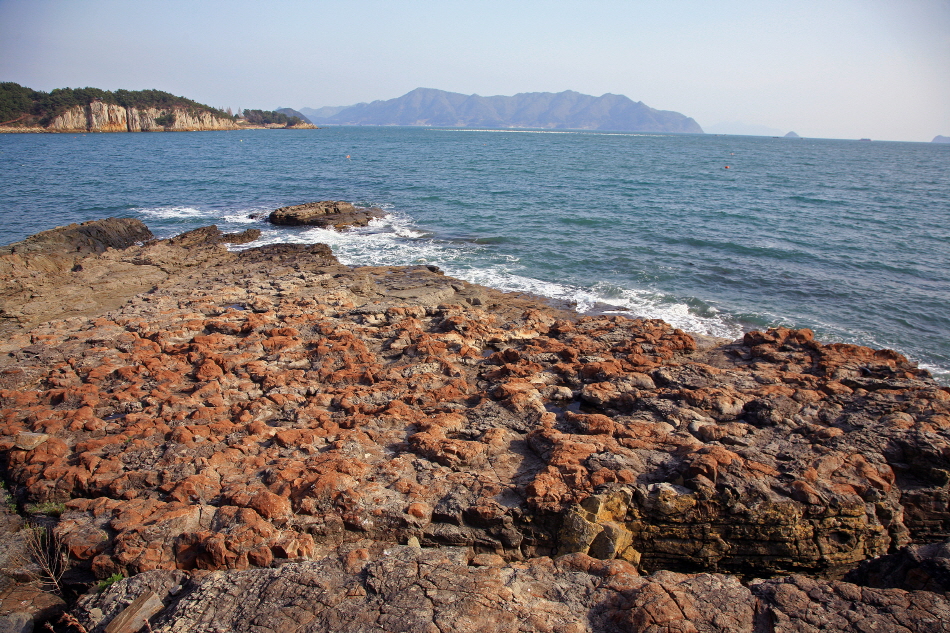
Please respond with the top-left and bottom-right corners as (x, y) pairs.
(0, 218), (949, 632)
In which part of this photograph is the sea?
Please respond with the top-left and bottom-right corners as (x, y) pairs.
(1, 127), (948, 384)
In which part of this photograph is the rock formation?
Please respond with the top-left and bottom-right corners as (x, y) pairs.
(47, 102), (239, 133)
(268, 201), (386, 229)
(1, 218), (949, 631)
(0, 220), (259, 334)
(70, 547), (950, 633)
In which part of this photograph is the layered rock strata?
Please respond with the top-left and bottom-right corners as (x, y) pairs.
(268, 201), (386, 230)
(0, 219), (949, 631)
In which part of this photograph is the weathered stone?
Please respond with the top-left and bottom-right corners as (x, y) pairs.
(104, 590), (164, 633)
(0, 584), (66, 632)
(71, 548), (950, 633)
(13, 432), (48, 450)
(845, 538), (950, 592)
(268, 201), (385, 230)
(752, 574), (950, 633)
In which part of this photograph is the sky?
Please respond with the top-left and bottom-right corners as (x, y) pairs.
(1, 0), (947, 142)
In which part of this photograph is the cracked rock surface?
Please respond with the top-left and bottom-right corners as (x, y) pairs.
(1, 219), (950, 632)
(73, 546), (950, 633)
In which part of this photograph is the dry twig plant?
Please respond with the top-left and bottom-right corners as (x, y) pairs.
(23, 523), (69, 595)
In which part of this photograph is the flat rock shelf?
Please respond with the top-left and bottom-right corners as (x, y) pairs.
(1, 219), (949, 632)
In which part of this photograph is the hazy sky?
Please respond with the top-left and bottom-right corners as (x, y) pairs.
(1, 0), (947, 141)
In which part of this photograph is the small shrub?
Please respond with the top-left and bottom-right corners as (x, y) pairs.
(96, 572), (125, 593)
(0, 481), (16, 514)
(24, 501), (66, 517)
(154, 111), (176, 128)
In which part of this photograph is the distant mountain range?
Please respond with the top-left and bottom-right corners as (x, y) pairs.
(299, 88), (703, 134)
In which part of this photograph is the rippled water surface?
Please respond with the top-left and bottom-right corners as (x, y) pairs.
(1, 128), (948, 382)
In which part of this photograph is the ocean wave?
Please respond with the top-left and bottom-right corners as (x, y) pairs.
(134, 206), (212, 220)
(233, 212), (743, 338)
(221, 205), (277, 223)
(449, 267), (742, 338)
(921, 364), (950, 385)
(237, 213), (479, 268)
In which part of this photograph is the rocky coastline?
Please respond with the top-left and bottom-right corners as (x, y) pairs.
(1, 217), (949, 632)
(0, 103), (317, 134)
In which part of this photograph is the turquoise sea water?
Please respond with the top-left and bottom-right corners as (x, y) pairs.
(1, 128), (948, 383)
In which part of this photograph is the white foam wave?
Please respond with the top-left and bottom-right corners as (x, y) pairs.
(219, 212), (261, 224)
(233, 211), (742, 338)
(921, 364), (950, 386)
(367, 215), (428, 238)
(135, 206), (212, 220)
(445, 268), (742, 338)
(238, 213), (472, 268)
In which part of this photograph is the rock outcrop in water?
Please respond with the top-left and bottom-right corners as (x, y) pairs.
(268, 201), (385, 230)
(1, 218), (949, 632)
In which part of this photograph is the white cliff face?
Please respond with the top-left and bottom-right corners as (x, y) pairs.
(88, 101), (128, 132)
(164, 109), (239, 131)
(48, 102), (239, 132)
(49, 106), (90, 131)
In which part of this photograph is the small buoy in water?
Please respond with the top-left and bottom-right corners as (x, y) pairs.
(724, 166), (730, 169)
(346, 155), (351, 160)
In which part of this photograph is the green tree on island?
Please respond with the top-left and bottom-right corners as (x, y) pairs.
(241, 109), (303, 127)
(0, 82), (235, 126)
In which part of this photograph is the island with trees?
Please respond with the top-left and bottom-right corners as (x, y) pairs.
(0, 83), (314, 133)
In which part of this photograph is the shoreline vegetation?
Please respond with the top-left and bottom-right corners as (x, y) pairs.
(1, 214), (950, 631)
(0, 83), (316, 133)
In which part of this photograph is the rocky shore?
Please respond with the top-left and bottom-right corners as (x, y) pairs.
(0, 103), (317, 134)
(1, 218), (949, 632)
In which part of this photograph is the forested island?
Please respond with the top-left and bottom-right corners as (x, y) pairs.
(301, 87), (703, 133)
(0, 83), (315, 133)
(241, 108), (306, 127)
